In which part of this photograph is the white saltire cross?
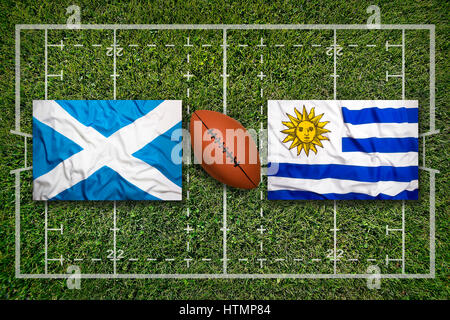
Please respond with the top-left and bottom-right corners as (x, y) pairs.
(33, 100), (181, 200)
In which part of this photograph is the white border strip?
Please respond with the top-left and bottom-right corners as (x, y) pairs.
(16, 273), (434, 279)
(16, 24), (435, 30)
(222, 29), (228, 274)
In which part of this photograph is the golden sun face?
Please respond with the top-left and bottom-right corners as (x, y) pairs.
(296, 121), (316, 143)
(281, 106), (330, 156)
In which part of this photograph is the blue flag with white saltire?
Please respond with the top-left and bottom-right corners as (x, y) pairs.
(268, 100), (418, 200)
(33, 100), (182, 200)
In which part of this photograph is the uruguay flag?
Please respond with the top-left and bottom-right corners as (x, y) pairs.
(268, 100), (418, 200)
(33, 100), (182, 200)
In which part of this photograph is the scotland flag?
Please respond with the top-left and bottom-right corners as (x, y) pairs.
(33, 100), (182, 200)
(268, 100), (419, 200)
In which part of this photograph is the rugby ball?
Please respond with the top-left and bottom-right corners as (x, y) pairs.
(190, 110), (260, 189)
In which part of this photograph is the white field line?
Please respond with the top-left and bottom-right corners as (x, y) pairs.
(16, 24), (435, 30)
(401, 30), (406, 274)
(44, 201), (48, 274)
(222, 29), (228, 274)
(112, 29), (118, 275)
(429, 171), (436, 276)
(429, 26), (435, 131)
(333, 29), (338, 274)
(185, 37), (191, 266)
(258, 37), (265, 269)
(44, 29), (48, 99)
(113, 29), (117, 100)
(15, 273), (436, 279)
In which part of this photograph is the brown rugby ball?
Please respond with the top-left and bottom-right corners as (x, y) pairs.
(190, 110), (260, 189)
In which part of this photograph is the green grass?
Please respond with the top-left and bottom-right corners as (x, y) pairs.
(0, 0), (449, 299)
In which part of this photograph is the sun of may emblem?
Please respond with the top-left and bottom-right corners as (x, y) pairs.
(281, 106), (331, 156)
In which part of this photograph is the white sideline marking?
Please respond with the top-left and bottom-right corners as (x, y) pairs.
(113, 201), (117, 274)
(222, 29), (228, 274)
(401, 30), (406, 274)
(422, 136), (426, 167)
(15, 24), (436, 30)
(44, 201), (48, 273)
(402, 200), (406, 273)
(44, 29), (48, 100)
(17, 273), (436, 279)
(402, 29), (406, 101)
(185, 39), (192, 259)
(332, 29), (339, 275)
(113, 29), (117, 100)
(429, 170), (436, 275)
(430, 26), (436, 131)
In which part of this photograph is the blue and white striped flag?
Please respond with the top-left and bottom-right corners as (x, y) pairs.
(33, 100), (182, 200)
(268, 100), (418, 200)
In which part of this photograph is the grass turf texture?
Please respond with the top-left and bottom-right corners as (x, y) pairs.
(0, 0), (449, 299)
